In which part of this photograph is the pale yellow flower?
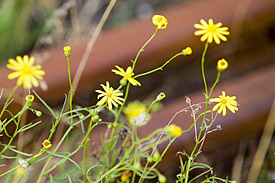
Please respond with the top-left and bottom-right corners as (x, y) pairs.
(7, 55), (45, 89)
(112, 66), (141, 86)
(25, 95), (34, 102)
(96, 81), (124, 110)
(210, 91), (238, 116)
(63, 46), (72, 57)
(166, 124), (182, 137)
(152, 15), (168, 29)
(42, 139), (52, 149)
(182, 47), (192, 55)
(217, 58), (228, 72)
(123, 100), (150, 126)
(194, 19), (229, 44)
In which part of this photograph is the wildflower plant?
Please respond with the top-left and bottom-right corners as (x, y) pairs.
(0, 13), (238, 183)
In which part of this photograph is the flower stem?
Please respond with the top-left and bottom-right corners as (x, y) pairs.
(201, 42), (209, 96)
(0, 85), (19, 119)
(66, 56), (74, 125)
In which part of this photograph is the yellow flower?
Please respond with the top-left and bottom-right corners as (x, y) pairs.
(42, 139), (52, 149)
(25, 95), (34, 102)
(7, 55), (45, 89)
(182, 47), (192, 55)
(63, 46), (71, 57)
(112, 66), (141, 86)
(166, 124), (182, 137)
(152, 15), (168, 29)
(123, 100), (150, 126)
(121, 170), (132, 182)
(95, 81), (124, 110)
(217, 58), (228, 72)
(194, 19), (229, 44)
(210, 91), (238, 116)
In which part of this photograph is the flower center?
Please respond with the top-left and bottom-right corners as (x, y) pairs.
(21, 65), (32, 75)
(125, 73), (131, 79)
(208, 25), (217, 33)
(106, 92), (112, 98)
(157, 17), (163, 22)
(221, 99), (227, 104)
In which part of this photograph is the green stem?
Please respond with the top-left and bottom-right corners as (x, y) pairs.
(82, 118), (93, 183)
(0, 85), (19, 119)
(201, 42), (209, 96)
(66, 56), (74, 125)
(134, 52), (183, 79)
(132, 28), (158, 71)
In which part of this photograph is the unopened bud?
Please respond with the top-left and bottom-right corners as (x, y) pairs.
(158, 174), (167, 183)
(63, 46), (72, 57)
(217, 58), (228, 72)
(182, 47), (192, 55)
(156, 92), (165, 101)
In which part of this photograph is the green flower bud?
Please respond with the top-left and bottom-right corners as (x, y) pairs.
(158, 174), (167, 183)
(120, 78), (127, 86)
(113, 122), (119, 128)
(156, 92), (165, 102)
(63, 46), (71, 57)
(92, 115), (99, 122)
(133, 160), (141, 170)
(107, 123), (112, 128)
(153, 150), (160, 161)
(147, 156), (154, 163)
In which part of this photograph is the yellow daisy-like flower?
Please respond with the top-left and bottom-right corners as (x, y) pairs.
(112, 66), (141, 86)
(42, 139), (52, 149)
(194, 19), (229, 44)
(96, 81), (124, 110)
(166, 124), (182, 137)
(210, 91), (238, 116)
(123, 100), (151, 126)
(217, 58), (228, 72)
(152, 15), (168, 29)
(7, 55), (45, 89)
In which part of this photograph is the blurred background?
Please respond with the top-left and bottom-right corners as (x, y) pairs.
(0, 0), (274, 182)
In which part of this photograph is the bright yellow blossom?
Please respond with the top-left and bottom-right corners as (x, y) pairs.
(123, 100), (150, 126)
(63, 46), (72, 57)
(7, 55), (45, 89)
(25, 95), (34, 102)
(182, 47), (192, 55)
(95, 81), (124, 110)
(194, 19), (229, 44)
(217, 58), (228, 72)
(152, 15), (168, 29)
(166, 124), (182, 137)
(112, 66), (141, 86)
(210, 91), (238, 116)
(42, 139), (52, 149)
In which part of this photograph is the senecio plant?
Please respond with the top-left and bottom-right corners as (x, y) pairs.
(0, 15), (238, 183)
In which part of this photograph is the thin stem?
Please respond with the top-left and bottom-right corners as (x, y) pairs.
(134, 52), (183, 79)
(66, 56), (74, 125)
(0, 85), (19, 119)
(83, 118), (93, 183)
(132, 28), (158, 71)
(201, 42), (209, 96)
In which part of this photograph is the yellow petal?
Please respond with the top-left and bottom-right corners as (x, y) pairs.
(213, 33), (221, 44)
(194, 29), (208, 36)
(8, 72), (21, 79)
